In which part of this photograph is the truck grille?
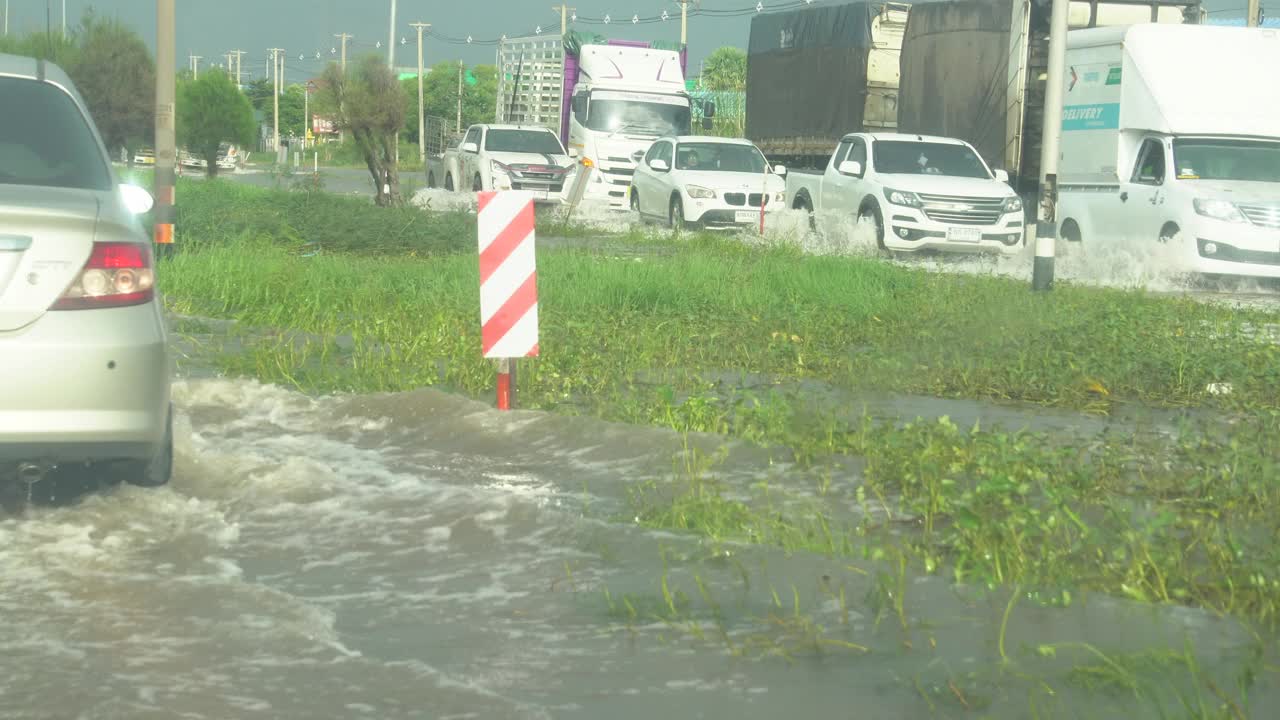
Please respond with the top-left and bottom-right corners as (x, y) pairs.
(1240, 204), (1280, 230)
(918, 193), (1005, 226)
(724, 193), (769, 207)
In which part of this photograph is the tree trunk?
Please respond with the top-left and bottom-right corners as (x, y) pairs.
(354, 127), (402, 207)
(204, 149), (220, 178)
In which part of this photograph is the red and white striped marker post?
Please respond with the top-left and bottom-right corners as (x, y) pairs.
(478, 191), (540, 411)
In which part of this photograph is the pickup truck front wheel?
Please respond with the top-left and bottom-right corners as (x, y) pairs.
(445, 173), (455, 191)
(859, 202), (887, 250)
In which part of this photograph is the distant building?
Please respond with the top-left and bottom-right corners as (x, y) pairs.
(495, 34), (564, 129)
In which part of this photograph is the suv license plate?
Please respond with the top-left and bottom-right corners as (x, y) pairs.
(735, 210), (758, 223)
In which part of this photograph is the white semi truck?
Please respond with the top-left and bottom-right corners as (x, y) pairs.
(497, 32), (713, 209)
(1055, 23), (1280, 278)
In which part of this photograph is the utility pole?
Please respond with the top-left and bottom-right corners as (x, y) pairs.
(4, 0), (9, 36)
(1247, 0), (1262, 27)
(189, 54), (202, 78)
(456, 60), (463, 132)
(410, 22), (431, 165)
(303, 81), (310, 148)
(1033, 0), (1069, 293)
(388, 0), (397, 68)
(552, 4), (575, 34)
(155, 0), (176, 254)
(231, 49), (246, 87)
(334, 33), (352, 70)
(268, 48), (284, 152)
(61, 0), (64, 35)
(676, 0), (689, 46)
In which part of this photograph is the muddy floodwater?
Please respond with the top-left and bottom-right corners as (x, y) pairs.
(1, 329), (1276, 719)
(12, 179), (1279, 717)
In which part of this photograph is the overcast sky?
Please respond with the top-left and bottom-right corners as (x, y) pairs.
(2, 0), (1260, 85)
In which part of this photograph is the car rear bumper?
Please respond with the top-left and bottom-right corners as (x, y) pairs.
(0, 302), (171, 463)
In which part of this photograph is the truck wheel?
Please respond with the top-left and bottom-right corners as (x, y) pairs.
(670, 196), (686, 233)
(630, 189), (642, 219)
(1158, 223), (1180, 244)
(794, 195), (817, 231)
(445, 173), (454, 191)
(859, 203), (886, 250)
(473, 174), (483, 192)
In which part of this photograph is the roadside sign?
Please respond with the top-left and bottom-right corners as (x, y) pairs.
(477, 191), (540, 409)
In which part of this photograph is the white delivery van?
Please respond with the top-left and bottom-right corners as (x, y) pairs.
(1057, 23), (1280, 278)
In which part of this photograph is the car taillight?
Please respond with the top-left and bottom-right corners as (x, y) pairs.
(51, 242), (155, 311)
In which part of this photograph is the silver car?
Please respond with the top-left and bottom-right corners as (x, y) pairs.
(0, 53), (172, 489)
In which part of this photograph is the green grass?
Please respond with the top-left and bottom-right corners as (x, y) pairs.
(157, 181), (1280, 713)
(158, 225), (1280, 411)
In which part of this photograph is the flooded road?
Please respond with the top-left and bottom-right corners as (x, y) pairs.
(2, 362), (1274, 718)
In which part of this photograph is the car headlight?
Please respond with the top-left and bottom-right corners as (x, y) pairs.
(1002, 195), (1023, 213)
(883, 188), (922, 207)
(491, 162), (511, 176)
(686, 185), (716, 199)
(1194, 198), (1246, 223)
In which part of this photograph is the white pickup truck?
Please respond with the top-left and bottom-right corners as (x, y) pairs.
(425, 123), (576, 203)
(786, 132), (1025, 254)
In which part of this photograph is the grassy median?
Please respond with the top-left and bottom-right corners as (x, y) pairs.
(159, 180), (1280, 712)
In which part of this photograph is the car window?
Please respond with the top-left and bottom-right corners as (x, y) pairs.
(1132, 139), (1166, 185)
(642, 141), (664, 164)
(847, 139), (867, 166)
(0, 77), (111, 191)
(832, 141), (852, 168)
(871, 141), (991, 179)
(674, 142), (767, 173)
(651, 142), (672, 165)
(463, 126), (481, 147)
(483, 129), (565, 155)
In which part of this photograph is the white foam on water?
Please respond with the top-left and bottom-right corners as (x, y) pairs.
(410, 187), (477, 214)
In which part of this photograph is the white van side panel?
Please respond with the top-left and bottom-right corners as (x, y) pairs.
(1059, 41), (1125, 186)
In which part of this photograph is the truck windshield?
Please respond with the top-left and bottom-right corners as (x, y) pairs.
(484, 129), (565, 156)
(675, 143), (767, 173)
(873, 141), (991, 179)
(0, 76), (111, 191)
(1172, 139), (1280, 183)
(587, 98), (691, 137)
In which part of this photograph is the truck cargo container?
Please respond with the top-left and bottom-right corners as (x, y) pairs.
(745, 1), (911, 169)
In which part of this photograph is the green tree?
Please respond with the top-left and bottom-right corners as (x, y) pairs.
(176, 69), (255, 178)
(245, 77), (275, 112)
(279, 84), (307, 138)
(409, 61), (499, 140)
(701, 46), (746, 91)
(320, 54), (407, 206)
(69, 16), (155, 165)
(0, 28), (80, 67)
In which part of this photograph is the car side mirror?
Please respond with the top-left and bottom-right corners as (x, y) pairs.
(703, 99), (716, 118)
(993, 168), (1009, 183)
(701, 117), (713, 131)
(119, 183), (154, 214)
(461, 142), (478, 153)
(649, 158), (670, 172)
(838, 160), (863, 176)
(772, 164), (787, 176)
